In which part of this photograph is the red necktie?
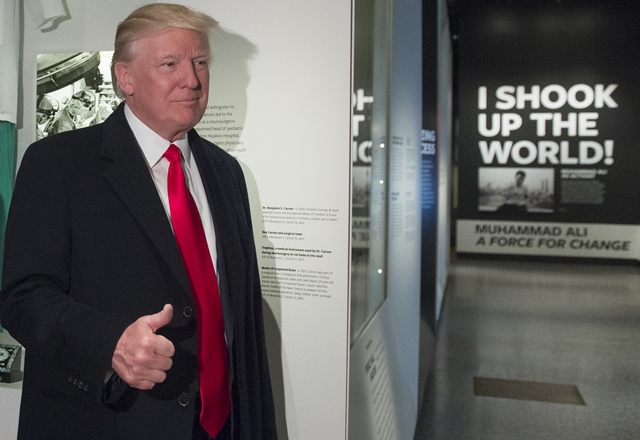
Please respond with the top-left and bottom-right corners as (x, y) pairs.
(164, 144), (230, 437)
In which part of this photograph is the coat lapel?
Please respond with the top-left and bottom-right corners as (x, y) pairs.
(100, 106), (192, 301)
(190, 134), (237, 350)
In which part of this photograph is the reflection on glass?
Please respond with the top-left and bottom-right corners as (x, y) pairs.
(350, 0), (390, 344)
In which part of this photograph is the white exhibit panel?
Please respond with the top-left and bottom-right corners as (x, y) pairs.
(189, 1), (353, 438)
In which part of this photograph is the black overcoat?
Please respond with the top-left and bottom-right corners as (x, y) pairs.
(0, 104), (277, 440)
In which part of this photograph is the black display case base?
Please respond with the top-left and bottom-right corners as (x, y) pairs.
(0, 370), (23, 384)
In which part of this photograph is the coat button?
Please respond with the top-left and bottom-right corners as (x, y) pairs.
(178, 393), (191, 407)
(183, 306), (194, 318)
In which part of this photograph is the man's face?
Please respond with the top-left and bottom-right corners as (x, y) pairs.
(116, 28), (210, 141)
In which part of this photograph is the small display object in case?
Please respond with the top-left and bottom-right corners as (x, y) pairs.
(0, 344), (23, 383)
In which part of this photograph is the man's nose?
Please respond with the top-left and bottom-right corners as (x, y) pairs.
(180, 63), (200, 89)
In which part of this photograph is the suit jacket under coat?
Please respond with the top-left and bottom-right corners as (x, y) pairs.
(0, 104), (277, 440)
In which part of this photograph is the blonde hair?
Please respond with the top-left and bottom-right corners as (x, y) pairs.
(111, 3), (218, 99)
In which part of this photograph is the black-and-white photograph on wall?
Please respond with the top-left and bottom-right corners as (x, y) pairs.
(36, 51), (121, 139)
(478, 167), (554, 214)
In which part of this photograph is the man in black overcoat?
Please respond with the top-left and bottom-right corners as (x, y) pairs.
(0, 4), (277, 439)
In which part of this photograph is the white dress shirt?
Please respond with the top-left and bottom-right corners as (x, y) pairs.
(124, 104), (218, 273)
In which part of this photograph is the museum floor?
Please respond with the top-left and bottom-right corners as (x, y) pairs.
(413, 256), (640, 440)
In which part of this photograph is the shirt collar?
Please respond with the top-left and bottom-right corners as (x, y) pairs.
(124, 103), (191, 168)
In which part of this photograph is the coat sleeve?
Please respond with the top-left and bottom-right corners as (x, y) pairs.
(0, 141), (130, 404)
(231, 159), (278, 439)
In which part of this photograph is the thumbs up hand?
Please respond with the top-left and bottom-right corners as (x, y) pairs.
(112, 304), (176, 390)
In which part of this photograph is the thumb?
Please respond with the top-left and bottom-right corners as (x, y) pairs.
(147, 304), (173, 333)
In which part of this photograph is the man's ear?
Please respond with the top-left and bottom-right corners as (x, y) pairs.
(114, 62), (134, 96)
